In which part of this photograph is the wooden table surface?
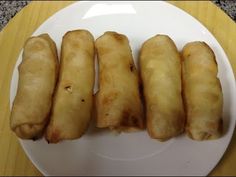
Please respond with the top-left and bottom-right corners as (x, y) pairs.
(0, 1), (236, 176)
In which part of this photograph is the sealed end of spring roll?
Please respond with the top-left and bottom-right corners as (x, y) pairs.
(46, 30), (95, 143)
(140, 35), (185, 141)
(95, 31), (144, 132)
(10, 34), (59, 140)
(182, 42), (223, 141)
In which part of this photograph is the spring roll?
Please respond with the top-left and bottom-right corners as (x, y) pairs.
(46, 30), (95, 143)
(140, 35), (185, 141)
(10, 34), (58, 140)
(95, 31), (144, 132)
(182, 42), (223, 140)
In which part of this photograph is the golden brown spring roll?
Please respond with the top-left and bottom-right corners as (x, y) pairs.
(140, 35), (185, 141)
(95, 31), (144, 132)
(182, 42), (223, 140)
(46, 30), (95, 143)
(10, 34), (58, 140)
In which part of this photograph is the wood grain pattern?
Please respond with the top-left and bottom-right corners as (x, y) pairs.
(0, 1), (235, 176)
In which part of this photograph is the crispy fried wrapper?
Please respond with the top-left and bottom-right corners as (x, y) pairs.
(10, 34), (59, 139)
(140, 35), (185, 141)
(182, 41), (223, 140)
(46, 30), (95, 143)
(95, 31), (144, 132)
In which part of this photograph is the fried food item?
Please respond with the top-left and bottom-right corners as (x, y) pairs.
(140, 35), (185, 141)
(182, 41), (223, 141)
(46, 30), (95, 143)
(10, 34), (58, 140)
(95, 31), (144, 132)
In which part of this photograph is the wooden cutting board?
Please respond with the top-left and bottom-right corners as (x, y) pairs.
(0, 1), (235, 176)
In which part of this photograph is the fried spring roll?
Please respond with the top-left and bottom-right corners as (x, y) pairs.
(10, 34), (58, 140)
(46, 30), (95, 143)
(140, 35), (185, 141)
(95, 31), (144, 131)
(182, 42), (223, 140)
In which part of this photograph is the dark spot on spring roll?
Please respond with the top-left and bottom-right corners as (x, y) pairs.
(130, 63), (134, 72)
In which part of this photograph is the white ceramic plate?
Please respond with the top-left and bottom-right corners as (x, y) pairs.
(10, 1), (236, 176)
